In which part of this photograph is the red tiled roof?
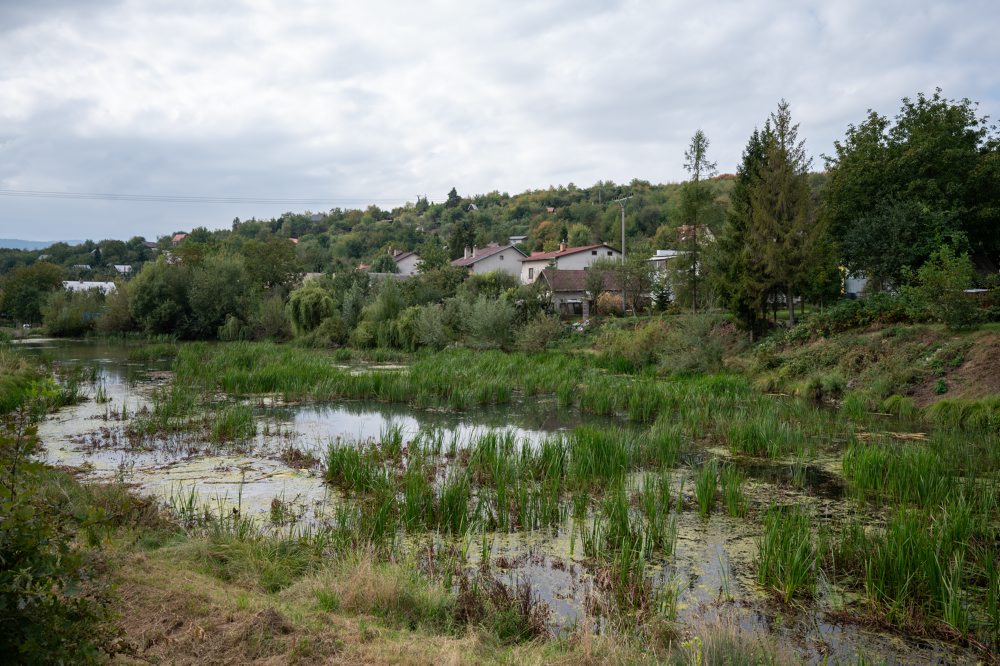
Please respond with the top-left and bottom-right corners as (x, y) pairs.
(451, 243), (525, 267)
(523, 243), (618, 261)
(538, 268), (621, 292)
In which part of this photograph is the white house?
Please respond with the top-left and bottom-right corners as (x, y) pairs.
(450, 243), (526, 278)
(844, 272), (868, 299)
(63, 281), (117, 294)
(519, 243), (621, 284)
(390, 250), (421, 276)
(647, 249), (687, 274)
(113, 264), (132, 276)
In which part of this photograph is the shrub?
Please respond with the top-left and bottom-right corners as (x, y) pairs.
(218, 315), (249, 341)
(250, 294), (291, 341)
(298, 315), (349, 348)
(660, 314), (726, 375)
(595, 320), (669, 371)
(595, 291), (624, 316)
(94, 284), (133, 334)
(42, 289), (105, 337)
(394, 306), (422, 351)
(515, 314), (562, 353)
(349, 320), (376, 348)
(415, 305), (452, 350)
(1, 385), (114, 663)
(903, 246), (982, 330)
(794, 292), (909, 338)
(460, 270), (519, 300)
(441, 297), (472, 339)
(467, 296), (515, 349)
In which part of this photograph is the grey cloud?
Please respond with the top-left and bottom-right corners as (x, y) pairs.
(0, 0), (998, 241)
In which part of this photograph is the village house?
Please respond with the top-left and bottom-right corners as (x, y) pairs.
(647, 249), (687, 274)
(171, 233), (188, 246)
(450, 243), (526, 278)
(62, 281), (117, 294)
(537, 268), (621, 316)
(389, 249), (421, 276)
(519, 243), (621, 284)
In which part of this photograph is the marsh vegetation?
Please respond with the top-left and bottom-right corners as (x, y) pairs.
(7, 337), (998, 664)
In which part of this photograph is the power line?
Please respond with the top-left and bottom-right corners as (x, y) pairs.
(0, 188), (407, 205)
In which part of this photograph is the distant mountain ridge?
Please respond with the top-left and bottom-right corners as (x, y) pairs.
(0, 239), (85, 250)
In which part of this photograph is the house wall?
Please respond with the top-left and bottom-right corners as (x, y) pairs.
(844, 274), (868, 298)
(469, 249), (522, 277)
(396, 254), (421, 276)
(522, 247), (621, 284)
(520, 259), (550, 284)
(558, 247), (620, 270)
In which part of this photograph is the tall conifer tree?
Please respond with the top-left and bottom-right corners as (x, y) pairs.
(709, 127), (771, 336)
(748, 100), (822, 325)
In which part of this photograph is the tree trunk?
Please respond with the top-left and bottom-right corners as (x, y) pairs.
(787, 288), (796, 326)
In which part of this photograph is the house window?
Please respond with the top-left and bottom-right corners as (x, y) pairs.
(607, 251), (612, 256)
(591, 250), (597, 255)
(528, 267), (534, 279)
(499, 254), (504, 260)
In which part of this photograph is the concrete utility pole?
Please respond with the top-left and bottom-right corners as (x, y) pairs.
(612, 195), (632, 315)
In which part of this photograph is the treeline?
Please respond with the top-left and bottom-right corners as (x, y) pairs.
(1, 89), (998, 339)
(707, 91), (999, 334)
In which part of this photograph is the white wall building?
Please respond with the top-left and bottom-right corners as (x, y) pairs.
(519, 243), (621, 284)
(647, 249), (687, 274)
(451, 243), (526, 277)
(390, 250), (421, 276)
(63, 281), (117, 294)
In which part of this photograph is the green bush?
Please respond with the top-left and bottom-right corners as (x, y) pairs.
(515, 314), (562, 353)
(218, 315), (249, 341)
(467, 296), (515, 349)
(250, 294), (291, 341)
(292, 315), (349, 349)
(42, 289), (106, 337)
(794, 292), (909, 338)
(94, 285), (133, 334)
(1, 384), (114, 663)
(903, 246), (982, 330)
(394, 306), (422, 352)
(595, 320), (669, 372)
(415, 305), (452, 350)
(349, 320), (376, 348)
(286, 284), (336, 336)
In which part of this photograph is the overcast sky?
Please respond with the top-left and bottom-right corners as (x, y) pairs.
(1, 0), (997, 242)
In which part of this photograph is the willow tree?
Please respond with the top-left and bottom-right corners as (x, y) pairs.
(286, 284), (335, 336)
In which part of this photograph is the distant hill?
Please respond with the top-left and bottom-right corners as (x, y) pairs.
(0, 239), (84, 250)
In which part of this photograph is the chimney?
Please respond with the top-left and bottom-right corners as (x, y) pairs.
(559, 241), (567, 252)
(464, 246), (471, 259)
(472, 245), (478, 257)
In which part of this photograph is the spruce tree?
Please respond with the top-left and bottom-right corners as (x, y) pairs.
(709, 128), (770, 336)
(747, 101), (822, 325)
